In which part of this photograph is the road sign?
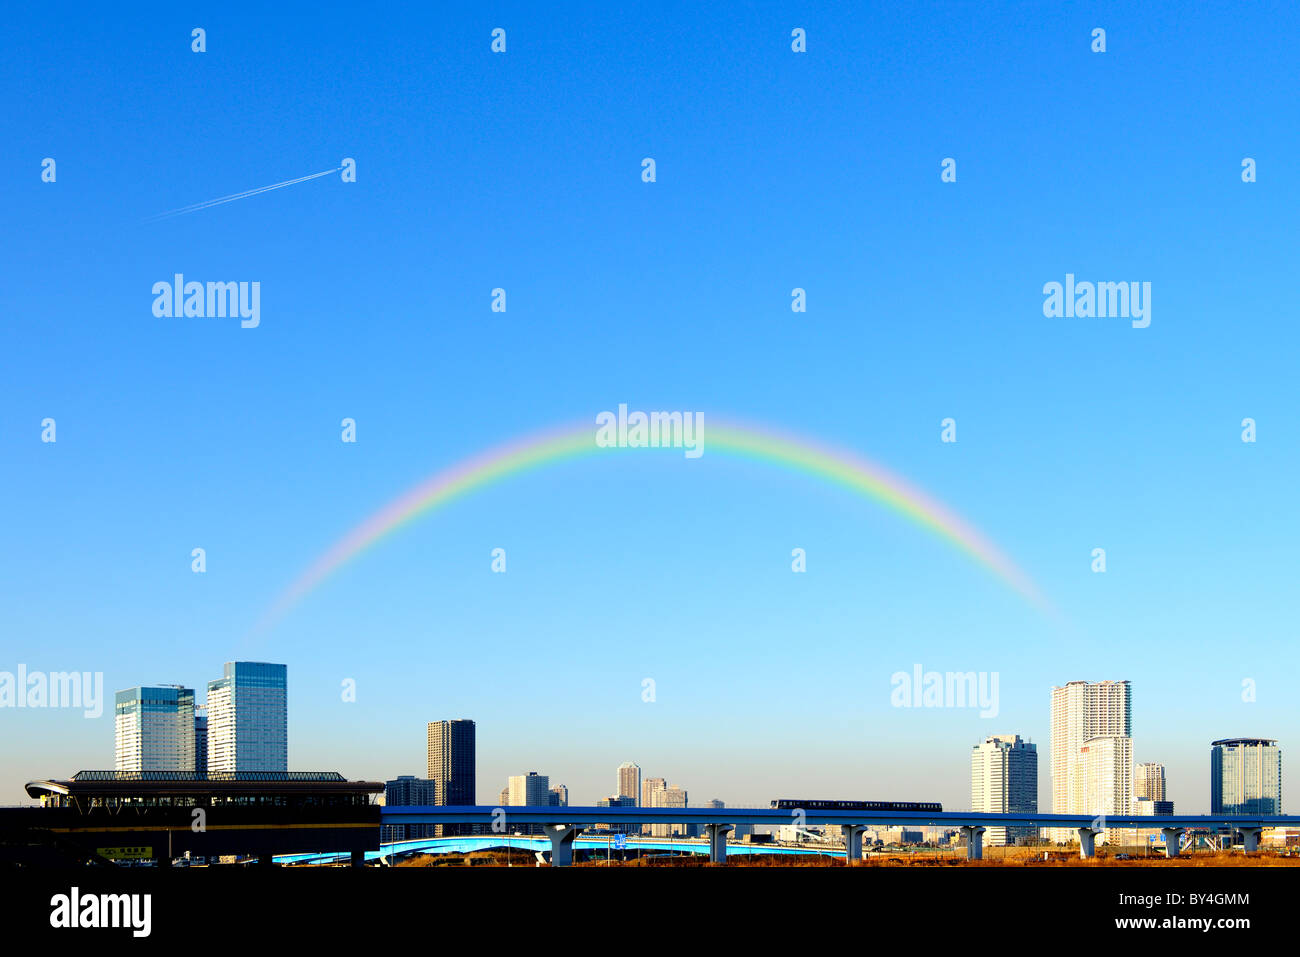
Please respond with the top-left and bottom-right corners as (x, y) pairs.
(98, 846), (152, 861)
(614, 834), (627, 849)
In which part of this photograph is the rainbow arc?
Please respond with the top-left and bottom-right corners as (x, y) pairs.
(250, 418), (1051, 636)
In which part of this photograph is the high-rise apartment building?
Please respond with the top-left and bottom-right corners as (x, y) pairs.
(1134, 762), (1166, 802)
(383, 775), (438, 841)
(1211, 738), (1281, 815)
(641, 776), (666, 836)
(508, 771), (550, 806)
(427, 719), (476, 836)
(206, 662), (287, 772)
(1080, 735), (1132, 842)
(114, 685), (196, 771)
(503, 771), (550, 835)
(1050, 679), (1131, 840)
(649, 784), (688, 838)
(970, 733), (1038, 846)
(549, 784), (568, 807)
(618, 761), (641, 805)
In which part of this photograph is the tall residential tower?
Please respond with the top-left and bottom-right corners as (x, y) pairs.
(617, 761), (641, 805)
(1134, 762), (1166, 802)
(1080, 735), (1133, 841)
(114, 685), (196, 771)
(206, 662), (288, 772)
(427, 719), (476, 836)
(1049, 679), (1131, 841)
(970, 734), (1038, 846)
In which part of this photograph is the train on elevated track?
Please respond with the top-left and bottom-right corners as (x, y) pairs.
(770, 799), (943, 812)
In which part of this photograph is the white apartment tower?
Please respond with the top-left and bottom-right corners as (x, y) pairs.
(617, 761), (641, 805)
(206, 662), (288, 772)
(1134, 762), (1166, 802)
(970, 733), (1039, 846)
(641, 776), (666, 809)
(1050, 680), (1131, 841)
(649, 784), (688, 838)
(114, 685), (196, 771)
(640, 776), (667, 836)
(1080, 735), (1133, 842)
(507, 771), (550, 806)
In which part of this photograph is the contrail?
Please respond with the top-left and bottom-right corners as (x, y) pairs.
(146, 167), (343, 222)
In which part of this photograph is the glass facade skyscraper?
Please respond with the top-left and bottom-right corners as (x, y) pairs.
(206, 662), (287, 772)
(1211, 738), (1281, 815)
(114, 685), (196, 771)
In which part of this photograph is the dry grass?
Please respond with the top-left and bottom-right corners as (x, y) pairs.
(971, 847), (1300, 867)
(398, 848), (538, 867)
(393, 846), (1300, 867)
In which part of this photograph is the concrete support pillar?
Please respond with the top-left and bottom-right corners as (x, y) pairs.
(1077, 827), (1097, 859)
(350, 849), (366, 868)
(960, 826), (986, 860)
(543, 824), (583, 867)
(840, 825), (869, 863)
(705, 824), (734, 864)
(1239, 827), (1262, 853)
(1161, 827), (1183, 858)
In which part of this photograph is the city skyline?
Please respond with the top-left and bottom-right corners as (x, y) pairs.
(74, 677), (1293, 819)
(3, 656), (1289, 817)
(302, 718), (1288, 817)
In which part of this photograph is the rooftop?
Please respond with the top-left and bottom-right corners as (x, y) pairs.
(70, 770), (345, 782)
(1211, 738), (1278, 747)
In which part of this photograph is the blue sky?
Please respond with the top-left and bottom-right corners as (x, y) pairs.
(2, 1), (1297, 813)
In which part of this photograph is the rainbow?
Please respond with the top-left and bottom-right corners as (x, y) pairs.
(251, 418), (1050, 635)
